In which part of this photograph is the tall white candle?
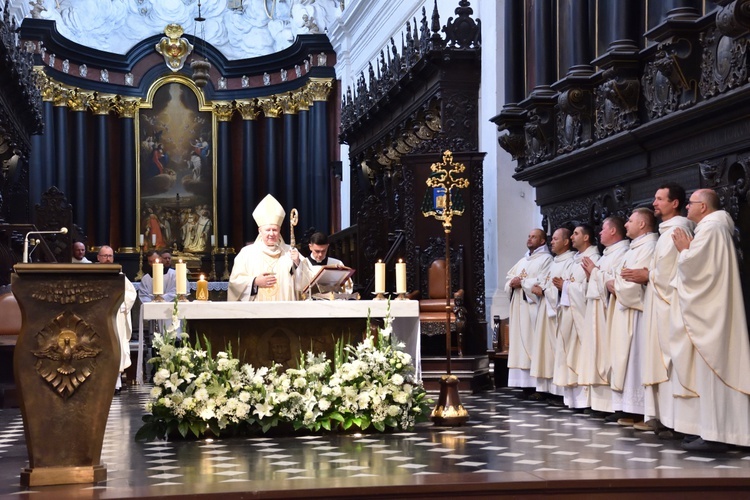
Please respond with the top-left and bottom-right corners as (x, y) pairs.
(211, 234), (215, 247)
(151, 233), (156, 246)
(175, 259), (187, 295)
(223, 234), (228, 247)
(396, 259), (407, 294)
(140, 234), (144, 246)
(152, 259), (163, 295)
(374, 260), (385, 293)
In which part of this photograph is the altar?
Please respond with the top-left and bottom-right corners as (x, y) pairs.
(141, 300), (421, 379)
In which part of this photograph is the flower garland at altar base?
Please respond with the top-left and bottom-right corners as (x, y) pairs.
(136, 300), (431, 441)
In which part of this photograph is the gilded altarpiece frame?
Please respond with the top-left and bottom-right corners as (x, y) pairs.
(136, 75), (217, 256)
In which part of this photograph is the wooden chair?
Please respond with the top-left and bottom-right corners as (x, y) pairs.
(410, 240), (467, 356)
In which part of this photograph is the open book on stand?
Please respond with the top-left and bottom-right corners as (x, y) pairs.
(302, 265), (356, 297)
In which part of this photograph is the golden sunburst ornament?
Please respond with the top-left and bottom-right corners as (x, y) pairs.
(33, 311), (102, 399)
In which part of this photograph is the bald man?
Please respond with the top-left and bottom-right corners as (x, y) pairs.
(505, 228), (552, 395)
(71, 241), (91, 263)
(671, 189), (750, 451)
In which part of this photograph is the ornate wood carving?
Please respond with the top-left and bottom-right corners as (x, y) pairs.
(556, 87), (593, 153)
(699, 26), (748, 98)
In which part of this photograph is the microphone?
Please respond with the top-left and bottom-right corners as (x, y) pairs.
(23, 227), (68, 263)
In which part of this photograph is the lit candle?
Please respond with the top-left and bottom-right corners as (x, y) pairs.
(175, 259), (187, 295)
(223, 234), (228, 247)
(140, 234), (144, 246)
(374, 259), (385, 294)
(152, 258), (163, 295)
(151, 233), (156, 246)
(196, 274), (209, 301)
(211, 234), (215, 247)
(396, 259), (407, 294)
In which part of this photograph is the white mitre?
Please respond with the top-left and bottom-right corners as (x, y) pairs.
(253, 194), (285, 227)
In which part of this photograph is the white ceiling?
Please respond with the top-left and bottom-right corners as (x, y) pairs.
(11, 0), (343, 60)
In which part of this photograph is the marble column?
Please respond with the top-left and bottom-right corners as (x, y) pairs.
(52, 88), (69, 198)
(280, 94), (298, 216)
(259, 97), (282, 200)
(89, 94), (113, 246)
(114, 98), (140, 252)
(68, 90), (89, 235)
(297, 101), (311, 232)
(558, 0), (594, 75)
(527, 0), (557, 90)
(214, 102), (234, 244)
(599, 0), (643, 49)
(504, 0), (526, 103)
(308, 78), (333, 234)
(236, 100), (261, 244)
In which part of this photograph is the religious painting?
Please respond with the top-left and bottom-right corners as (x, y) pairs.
(137, 77), (215, 255)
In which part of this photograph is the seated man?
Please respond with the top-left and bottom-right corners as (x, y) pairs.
(295, 232), (346, 295)
(71, 241), (91, 263)
(139, 249), (177, 303)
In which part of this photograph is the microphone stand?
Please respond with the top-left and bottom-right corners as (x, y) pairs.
(23, 227), (68, 263)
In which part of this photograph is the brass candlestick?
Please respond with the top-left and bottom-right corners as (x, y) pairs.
(373, 292), (386, 300)
(209, 246), (217, 281)
(424, 150), (470, 426)
(135, 246), (144, 281)
(222, 248), (230, 281)
(153, 293), (164, 302)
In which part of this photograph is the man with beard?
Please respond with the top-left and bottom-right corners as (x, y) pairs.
(530, 227), (575, 400)
(504, 228), (552, 397)
(622, 183), (698, 439)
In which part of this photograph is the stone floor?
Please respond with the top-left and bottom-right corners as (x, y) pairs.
(1, 385), (748, 498)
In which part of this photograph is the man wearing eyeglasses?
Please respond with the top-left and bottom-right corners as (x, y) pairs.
(671, 189), (750, 451)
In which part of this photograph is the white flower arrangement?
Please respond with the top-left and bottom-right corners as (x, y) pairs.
(136, 300), (430, 440)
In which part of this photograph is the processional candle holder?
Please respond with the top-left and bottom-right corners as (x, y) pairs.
(373, 292), (386, 300)
(178, 294), (188, 302)
(423, 150), (470, 426)
(153, 293), (164, 303)
(395, 292), (407, 300)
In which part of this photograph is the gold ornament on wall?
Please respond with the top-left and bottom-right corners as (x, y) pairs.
(155, 24), (194, 72)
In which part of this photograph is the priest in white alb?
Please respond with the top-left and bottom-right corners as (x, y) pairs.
(295, 231), (345, 295)
(580, 217), (629, 414)
(671, 188), (750, 451)
(229, 194), (300, 301)
(622, 183), (698, 439)
(530, 227), (575, 396)
(505, 228), (552, 392)
(554, 224), (599, 408)
(605, 208), (658, 425)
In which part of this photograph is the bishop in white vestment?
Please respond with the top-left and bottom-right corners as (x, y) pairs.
(229, 194), (300, 301)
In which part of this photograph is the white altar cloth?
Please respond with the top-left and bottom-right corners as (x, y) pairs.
(138, 300), (421, 382)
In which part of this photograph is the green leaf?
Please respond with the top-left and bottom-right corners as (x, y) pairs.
(321, 419), (331, 431)
(178, 421), (189, 438)
(328, 411), (345, 422)
(372, 420), (385, 432)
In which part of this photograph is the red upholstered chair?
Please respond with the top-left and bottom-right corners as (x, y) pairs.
(411, 252), (467, 357)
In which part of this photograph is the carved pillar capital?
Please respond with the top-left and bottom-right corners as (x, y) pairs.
(88, 93), (115, 115)
(113, 97), (140, 118)
(491, 104), (527, 169)
(213, 101), (234, 121)
(593, 41), (641, 140)
(67, 89), (90, 112)
(278, 93), (299, 115)
(236, 99), (261, 120)
(258, 96), (282, 118)
(521, 86), (558, 167)
(306, 77), (333, 101)
(296, 89), (311, 111)
(52, 86), (69, 107)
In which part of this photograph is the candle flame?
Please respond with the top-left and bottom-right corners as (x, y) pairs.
(179, 259), (183, 263)
(155, 258), (160, 263)
(200, 274), (205, 280)
(398, 258), (403, 263)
